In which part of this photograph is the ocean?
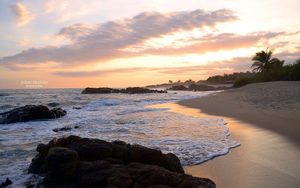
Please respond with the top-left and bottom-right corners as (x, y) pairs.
(0, 88), (239, 187)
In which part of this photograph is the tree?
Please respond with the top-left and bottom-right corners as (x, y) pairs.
(251, 48), (282, 73)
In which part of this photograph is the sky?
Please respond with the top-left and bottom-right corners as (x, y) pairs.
(0, 0), (300, 89)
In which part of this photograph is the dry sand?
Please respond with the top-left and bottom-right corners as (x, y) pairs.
(179, 81), (300, 146)
(176, 81), (300, 188)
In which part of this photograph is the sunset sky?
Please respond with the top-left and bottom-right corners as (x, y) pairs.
(0, 0), (300, 88)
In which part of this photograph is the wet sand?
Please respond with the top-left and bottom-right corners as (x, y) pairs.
(155, 102), (300, 188)
(157, 81), (300, 187)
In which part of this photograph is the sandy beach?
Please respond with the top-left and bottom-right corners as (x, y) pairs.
(176, 81), (300, 187)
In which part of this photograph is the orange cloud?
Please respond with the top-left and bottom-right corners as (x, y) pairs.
(18, 39), (30, 47)
(10, 3), (34, 27)
(0, 9), (237, 69)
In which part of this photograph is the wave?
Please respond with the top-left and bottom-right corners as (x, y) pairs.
(0, 89), (239, 186)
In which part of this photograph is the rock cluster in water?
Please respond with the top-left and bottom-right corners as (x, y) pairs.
(169, 84), (228, 91)
(0, 105), (66, 124)
(28, 135), (215, 188)
(81, 87), (167, 94)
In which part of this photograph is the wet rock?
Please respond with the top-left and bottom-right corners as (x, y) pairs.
(72, 106), (82, 109)
(53, 127), (72, 132)
(81, 87), (167, 94)
(0, 178), (12, 188)
(0, 105), (66, 124)
(28, 135), (215, 188)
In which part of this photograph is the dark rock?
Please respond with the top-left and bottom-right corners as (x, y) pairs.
(0, 105), (67, 124)
(81, 87), (167, 94)
(188, 84), (217, 91)
(28, 135), (215, 188)
(50, 108), (66, 118)
(0, 178), (12, 188)
(122, 87), (166, 94)
(47, 102), (60, 107)
(169, 84), (228, 91)
(0, 93), (10, 97)
(168, 85), (187, 90)
(53, 127), (72, 132)
(72, 106), (82, 109)
(45, 147), (78, 182)
(53, 125), (80, 133)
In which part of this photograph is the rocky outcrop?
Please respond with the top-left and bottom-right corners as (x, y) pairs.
(169, 84), (228, 91)
(29, 135), (215, 188)
(0, 178), (12, 188)
(168, 85), (188, 90)
(81, 87), (167, 94)
(0, 105), (66, 124)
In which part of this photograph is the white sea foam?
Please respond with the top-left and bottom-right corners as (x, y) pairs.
(0, 89), (239, 187)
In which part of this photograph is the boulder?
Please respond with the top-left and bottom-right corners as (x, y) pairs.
(81, 87), (167, 94)
(0, 105), (66, 124)
(46, 147), (78, 182)
(28, 135), (215, 188)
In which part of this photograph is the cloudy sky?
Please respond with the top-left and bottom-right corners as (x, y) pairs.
(0, 0), (299, 88)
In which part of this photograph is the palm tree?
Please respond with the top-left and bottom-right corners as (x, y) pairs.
(251, 49), (282, 73)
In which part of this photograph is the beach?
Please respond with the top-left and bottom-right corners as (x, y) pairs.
(176, 81), (300, 187)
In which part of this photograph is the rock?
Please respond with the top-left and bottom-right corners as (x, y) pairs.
(28, 135), (215, 188)
(122, 87), (166, 94)
(50, 108), (66, 118)
(169, 84), (228, 91)
(0, 105), (66, 124)
(47, 102), (60, 107)
(168, 85), (187, 90)
(82, 87), (119, 94)
(53, 127), (72, 132)
(45, 147), (78, 182)
(72, 106), (82, 109)
(0, 178), (12, 188)
(81, 87), (167, 94)
(188, 84), (217, 91)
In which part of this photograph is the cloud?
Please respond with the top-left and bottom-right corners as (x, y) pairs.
(10, 3), (34, 26)
(45, 0), (56, 13)
(18, 39), (30, 47)
(52, 57), (252, 78)
(44, 0), (91, 23)
(52, 49), (300, 78)
(53, 67), (146, 77)
(133, 32), (284, 56)
(57, 24), (97, 40)
(0, 9), (237, 69)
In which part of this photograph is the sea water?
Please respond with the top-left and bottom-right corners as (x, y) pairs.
(0, 88), (239, 187)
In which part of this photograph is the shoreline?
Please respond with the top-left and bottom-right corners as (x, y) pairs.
(175, 81), (300, 187)
(153, 102), (300, 187)
(179, 81), (300, 147)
